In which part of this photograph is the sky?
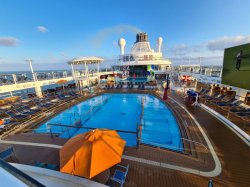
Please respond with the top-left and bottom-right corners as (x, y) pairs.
(0, 0), (250, 71)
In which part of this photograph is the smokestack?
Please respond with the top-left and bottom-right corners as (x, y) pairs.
(118, 38), (126, 55)
(157, 37), (163, 53)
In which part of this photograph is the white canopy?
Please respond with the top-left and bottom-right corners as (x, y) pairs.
(68, 57), (104, 65)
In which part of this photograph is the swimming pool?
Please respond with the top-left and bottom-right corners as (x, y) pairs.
(34, 93), (183, 151)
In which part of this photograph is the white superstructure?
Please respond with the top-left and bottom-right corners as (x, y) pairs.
(116, 33), (171, 69)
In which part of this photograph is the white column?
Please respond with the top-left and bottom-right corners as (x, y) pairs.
(85, 62), (89, 86)
(34, 73), (38, 81)
(71, 64), (75, 80)
(97, 62), (100, 83)
(220, 68), (223, 78)
(105, 65), (107, 72)
(12, 74), (17, 84)
(35, 86), (43, 98)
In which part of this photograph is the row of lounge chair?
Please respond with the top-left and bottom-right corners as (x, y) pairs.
(198, 88), (250, 119)
(0, 91), (80, 130)
(104, 82), (146, 90)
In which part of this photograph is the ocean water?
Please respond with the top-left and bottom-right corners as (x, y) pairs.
(0, 70), (74, 98)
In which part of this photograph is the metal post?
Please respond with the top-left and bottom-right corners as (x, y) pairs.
(97, 62), (100, 84)
(26, 59), (36, 81)
(12, 74), (17, 84)
(49, 127), (53, 138)
(71, 64), (75, 80)
(85, 62), (89, 87)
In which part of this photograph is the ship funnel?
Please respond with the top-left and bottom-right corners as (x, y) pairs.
(157, 37), (163, 52)
(118, 38), (126, 55)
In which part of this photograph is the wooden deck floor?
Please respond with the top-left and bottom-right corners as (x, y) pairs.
(169, 92), (250, 187)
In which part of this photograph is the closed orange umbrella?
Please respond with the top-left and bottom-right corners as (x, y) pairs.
(56, 79), (68, 84)
(56, 79), (68, 90)
(60, 129), (126, 178)
(3, 96), (20, 103)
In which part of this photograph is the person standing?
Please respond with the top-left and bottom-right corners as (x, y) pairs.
(235, 50), (243, 70)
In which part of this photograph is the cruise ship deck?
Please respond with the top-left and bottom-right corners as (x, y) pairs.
(1, 2), (250, 185)
(0, 86), (249, 186)
(1, 34), (250, 186)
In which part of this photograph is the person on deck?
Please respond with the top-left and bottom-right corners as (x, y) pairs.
(235, 50), (243, 70)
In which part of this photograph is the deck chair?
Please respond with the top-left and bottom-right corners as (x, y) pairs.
(202, 92), (218, 99)
(0, 146), (18, 162)
(207, 94), (226, 102)
(214, 97), (236, 106)
(110, 164), (129, 187)
(34, 161), (59, 170)
(230, 104), (250, 113)
(208, 179), (213, 187)
(197, 88), (207, 95)
(5, 110), (29, 120)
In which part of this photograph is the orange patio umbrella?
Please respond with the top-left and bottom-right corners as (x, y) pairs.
(60, 129), (126, 179)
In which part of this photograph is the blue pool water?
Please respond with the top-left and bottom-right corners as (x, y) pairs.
(118, 77), (148, 82)
(34, 93), (183, 151)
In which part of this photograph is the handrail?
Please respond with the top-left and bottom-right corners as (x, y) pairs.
(48, 123), (137, 135)
(81, 96), (110, 125)
(136, 96), (146, 148)
(181, 138), (208, 151)
(0, 158), (45, 187)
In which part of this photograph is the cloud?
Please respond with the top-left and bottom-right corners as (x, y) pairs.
(169, 56), (223, 66)
(37, 26), (49, 33)
(91, 24), (142, 47)
(207, 35), (250, 51)
(165, 34), (250, 59)
(166, 44), (202, 56)
(0, 37), (19, 47)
